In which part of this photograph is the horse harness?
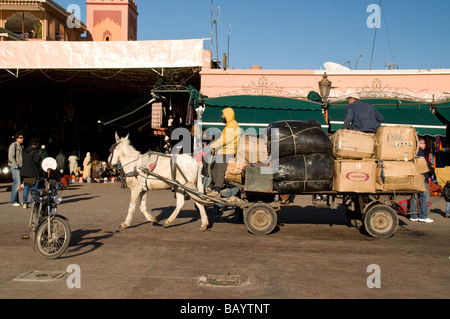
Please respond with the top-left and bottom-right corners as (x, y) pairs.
(111, 142), (182, 192)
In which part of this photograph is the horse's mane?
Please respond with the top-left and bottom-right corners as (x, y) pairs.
(119, 137), (141, 158)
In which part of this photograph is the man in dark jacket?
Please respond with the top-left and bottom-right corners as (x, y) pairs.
(20, 138), (42, 208)
(56, 150), (67, 174)
(342, 93), (384, 133)
(410, 137), (434, 223)
(442, 181), (450, 218)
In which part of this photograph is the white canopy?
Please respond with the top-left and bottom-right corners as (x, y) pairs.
(0, 39), (204, 69)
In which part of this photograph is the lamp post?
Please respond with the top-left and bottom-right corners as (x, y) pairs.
(318, 72), (332, 127)
(319, 72), (332, 102)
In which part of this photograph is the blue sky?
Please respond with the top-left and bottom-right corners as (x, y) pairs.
(58, 0), (450, 70)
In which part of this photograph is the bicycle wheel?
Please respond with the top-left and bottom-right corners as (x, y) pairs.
(35, 216), (71, 259)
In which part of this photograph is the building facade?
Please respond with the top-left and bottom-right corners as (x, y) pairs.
(0, 0), (86, 41)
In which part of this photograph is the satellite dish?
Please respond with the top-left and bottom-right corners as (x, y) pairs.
(42, 157), (57, 172)
(323, 62), (351, 71)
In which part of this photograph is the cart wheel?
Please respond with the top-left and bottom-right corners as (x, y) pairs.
(363, 204), (398, 238)
(244, 203), (277, 235)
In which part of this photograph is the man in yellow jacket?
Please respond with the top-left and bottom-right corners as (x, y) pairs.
(207, 107), (241, 197)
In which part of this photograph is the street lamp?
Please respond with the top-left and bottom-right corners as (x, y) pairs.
(318, 72), (332, 101)
(318, 72), (332, 127)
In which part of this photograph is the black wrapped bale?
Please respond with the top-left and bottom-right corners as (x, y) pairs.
(266, 120), (332, 158)
(273, 153), (334, 193)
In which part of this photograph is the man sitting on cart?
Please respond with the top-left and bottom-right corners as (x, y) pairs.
(206, 107), (242, 197)
(342, 93), (383, 133)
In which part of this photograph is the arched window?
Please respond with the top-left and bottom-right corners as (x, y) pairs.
(103, 30), (112, 41)
(5, 12), (42, 39)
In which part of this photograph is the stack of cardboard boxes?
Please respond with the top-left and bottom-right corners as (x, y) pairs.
(332, 126), (428, 193)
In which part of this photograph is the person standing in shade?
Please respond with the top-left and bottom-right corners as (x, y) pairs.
(68, 151), (79, 176)
(83, 152), (92, 182)
(8, 133), (24, 206)
(342, 93), (384, 133)
(20, 138), (41, 209)
(442, 181), (450, 218)
(56, 150), (67, 174)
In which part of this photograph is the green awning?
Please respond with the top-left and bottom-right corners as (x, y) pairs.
(328, 98), (446, 136)
(200, 95), (327, 134)
(434, 100), (450, 123)
(99, 94), (155, 130)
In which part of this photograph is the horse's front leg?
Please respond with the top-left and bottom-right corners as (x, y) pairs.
(139, 191), (158, 223)
(195, 202), (209, 231)
(164, 190), (185, 227)
(120, 188), (141, 228)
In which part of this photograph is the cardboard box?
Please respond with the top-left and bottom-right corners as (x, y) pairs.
(376, 160), (426, 192)
(374, 126), (418, 161)
(414, 156), (429, 174)
(331, 129), (375, 159)
(236, 134), (268, 163)
(333, 159), (377, 193)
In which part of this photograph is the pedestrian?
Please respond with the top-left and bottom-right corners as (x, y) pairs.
(342, 93), (384, 133)
(39, 145), (48, 160)
(20, 138), (41, 209)
(8, 132), (24, 206)
(55, 150), (67, 174)
(68, 151), (79, 175)
(82, 152), (92, 181)
(410, 137), (434, 223)
(442, 180), (450, 218)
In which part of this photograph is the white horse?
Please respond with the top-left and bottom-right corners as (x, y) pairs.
(109, 133), (209, 230)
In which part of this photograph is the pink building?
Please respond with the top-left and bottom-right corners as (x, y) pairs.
(200, 66), (450, 103)
(86, 0), (138, 41)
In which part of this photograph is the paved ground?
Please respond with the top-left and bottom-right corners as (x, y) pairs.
(0, 181), (449, 302)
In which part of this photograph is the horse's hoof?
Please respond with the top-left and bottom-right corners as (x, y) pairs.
(120, 222), (129, 229)
(200, 225), (208, 231)
(163, 221), (172, 228)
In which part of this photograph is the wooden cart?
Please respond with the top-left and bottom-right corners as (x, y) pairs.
(140, 164), (418, 238)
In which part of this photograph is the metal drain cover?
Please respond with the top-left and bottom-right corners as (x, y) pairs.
(198, 274), (250, 287)
(14, 270), (67, 282)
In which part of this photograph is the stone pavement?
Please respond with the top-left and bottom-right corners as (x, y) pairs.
(0, 181), (449, 303)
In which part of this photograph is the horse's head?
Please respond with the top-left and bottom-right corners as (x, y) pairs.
(109, 132), (129, 166)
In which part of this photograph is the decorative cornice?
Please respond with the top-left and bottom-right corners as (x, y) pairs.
(219, 76), (305, 98)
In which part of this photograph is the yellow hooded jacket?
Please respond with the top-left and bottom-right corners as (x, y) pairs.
(209, 107), (242, 155)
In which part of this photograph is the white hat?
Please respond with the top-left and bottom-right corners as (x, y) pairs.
(347, 93), (360, 100)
